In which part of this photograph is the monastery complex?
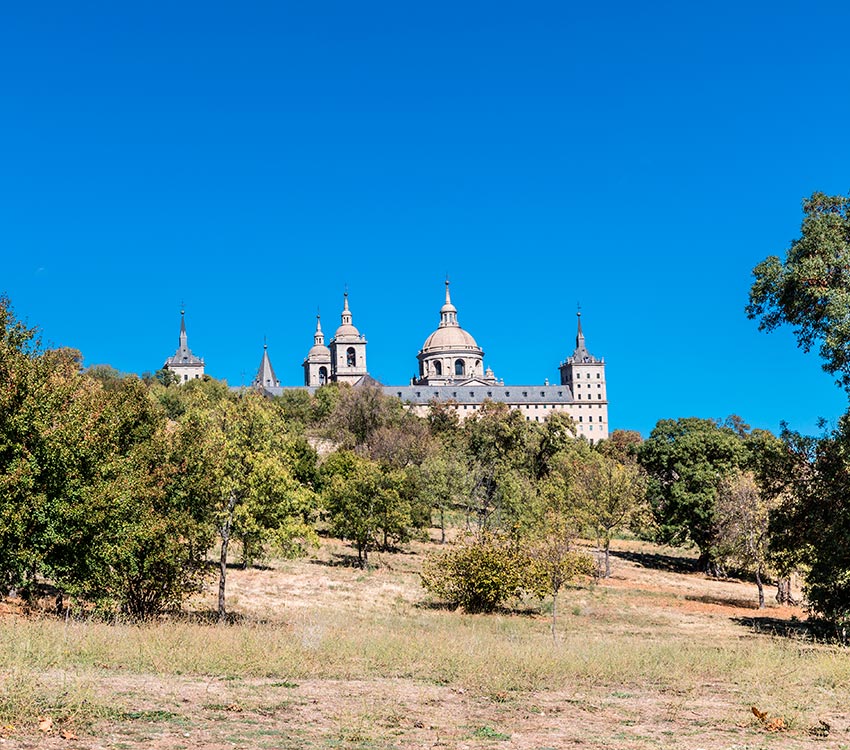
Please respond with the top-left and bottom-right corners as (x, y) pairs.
(164, 281), (609, 442)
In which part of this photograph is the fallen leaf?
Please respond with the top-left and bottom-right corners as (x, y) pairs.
(38, 718), (53, 733)
(59, 730), (78, 740)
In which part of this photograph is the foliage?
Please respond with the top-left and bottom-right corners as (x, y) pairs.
(569, 452), (648, 577)
(421, 533), (536, 613)
(638, 417), (748, 572)
(321, 450), (420, 566)
(760, 418), (850, 628)
(747, 192), (850, 390)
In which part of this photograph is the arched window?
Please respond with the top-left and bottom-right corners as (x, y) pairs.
(346, 348), (356, 366)
(454, 359), (465, 376)
(434, 361), (442, 376)
(319, 366), (328, 385)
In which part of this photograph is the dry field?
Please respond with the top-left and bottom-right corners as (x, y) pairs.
(2, 537), (848, 750)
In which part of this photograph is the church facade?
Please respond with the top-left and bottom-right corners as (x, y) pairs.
(267, 281), (609, 442)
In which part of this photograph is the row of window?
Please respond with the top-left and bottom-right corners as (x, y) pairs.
(574, 372), (602, 379)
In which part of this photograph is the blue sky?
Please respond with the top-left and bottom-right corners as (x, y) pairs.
(2, 1), (849, 437)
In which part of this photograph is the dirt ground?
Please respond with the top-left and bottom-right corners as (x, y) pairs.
(2, 539), (843, 750)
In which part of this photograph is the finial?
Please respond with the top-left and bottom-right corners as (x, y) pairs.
(577, 302), (582, 317)
(263, 334), (268, 350)
(343, 287), (349, 311)
(445, 276), (451, 304)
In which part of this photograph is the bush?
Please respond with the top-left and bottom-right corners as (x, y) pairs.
(421, 534), (535, 613)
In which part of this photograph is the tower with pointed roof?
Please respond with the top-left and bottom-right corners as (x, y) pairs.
(303, 314), (332, 386)
(163, 309), (205, 383)
(415, 280), (495, 385)
(253, 341), (280, 389)
(559, 309), (607, 415)
(328, 292), (368, 384)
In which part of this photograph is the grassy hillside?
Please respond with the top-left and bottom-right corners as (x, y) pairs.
(1, 537), (846, 749)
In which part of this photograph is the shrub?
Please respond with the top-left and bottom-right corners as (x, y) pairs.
(421, 534), (534, 613)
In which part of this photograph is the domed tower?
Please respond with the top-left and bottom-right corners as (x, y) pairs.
(329, 291), (368, 384)
(415, 280), (495, 385)
(303, 314), (332, 386)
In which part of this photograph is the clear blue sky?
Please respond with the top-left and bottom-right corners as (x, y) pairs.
(3, 1), (849, 437)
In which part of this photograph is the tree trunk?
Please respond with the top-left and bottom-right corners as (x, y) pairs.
(440, 507), (446, 544)
(218, 490), (237, 623)
(755, 566), (765, 609)
(551, 590), (558, 644)
(776, 576), (796, 605)
(697, 552), (725, 578)
(603, 537), (611, 579)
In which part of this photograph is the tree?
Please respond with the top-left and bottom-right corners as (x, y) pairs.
(526, 514), (595, 639)
(714, 471), (773, 608)
(178, 391), (317, 620)
(570, 453), (648, 578)
(321, 450), (418, 566)
(638, 417), (747, 574)
(747, 192), (850, 390)
(416, 449), (474, 543)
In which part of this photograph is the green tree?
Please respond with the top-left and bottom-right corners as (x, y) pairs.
(570, 452), (648, 578)
(321, 450), (419, 566)
(747, 192), (850, 390)
(178, 391), (317, 620)
(638, 417), (747, 574)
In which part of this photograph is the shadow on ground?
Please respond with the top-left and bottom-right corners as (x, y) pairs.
(612, 550), (698, 574)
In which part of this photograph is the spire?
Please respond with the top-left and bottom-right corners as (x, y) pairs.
(314, 314), (325, 346)
(571, 307), (593, 362)
(439, 278), (458, 327)
(341, 290), (352, 327)
(179, 308), (187, 349)
(254, 340), (279, 389)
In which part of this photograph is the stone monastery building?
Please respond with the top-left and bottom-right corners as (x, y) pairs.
(165, 281), (609, 442)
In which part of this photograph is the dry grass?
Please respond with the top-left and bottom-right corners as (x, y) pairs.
(2, 537), (849, 749)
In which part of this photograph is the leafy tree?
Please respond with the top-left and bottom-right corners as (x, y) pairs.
(570, 452), (648, 578)
(178, 391), (317, 620)
(417, 449), (474, 543)
(747, 192), (850, 390)
(714, 470), (774, 608)
(526, 514), (595, 639)
(320, 450), (418, 566)
(638, 417), (747, 574)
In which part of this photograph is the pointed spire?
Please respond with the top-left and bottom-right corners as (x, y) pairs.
(314, 313), (325, 346)
(439, 278), (458, 327)
(254, 340), (279, 389)
(179, 308), (187, 348)
(341, 290), (353, 327)
(571, 306), (594, 362)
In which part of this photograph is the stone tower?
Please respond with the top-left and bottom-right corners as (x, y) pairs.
(559, 310), (607, 433)
(303, 314), (332, 386)
(163, 309), (205, 383)
(328, 292), (368, 384)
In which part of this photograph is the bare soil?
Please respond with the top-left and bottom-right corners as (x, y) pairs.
(3, 538), (842, 750)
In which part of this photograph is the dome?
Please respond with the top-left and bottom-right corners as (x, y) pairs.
(421, 325), (479, 352)
(334, 322), (360, 339)
(307, 342), (331, 360)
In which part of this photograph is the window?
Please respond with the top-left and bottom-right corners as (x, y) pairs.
(576, 373), (581, 378)
(346, 347), (356, 366)
(579, 416), (583, 422)
(598, 394), (602, 399)
(434, 361), (442, 376)
(397, 392), (402, 398)
(505, 391), (510, 396)
(455, 359), (465, 376)
(523, 391), (528, 397)
(596, 373), (600, 378)
(470, 391), (474, 397)
(319, 366), (328, 385)
(589, 425), (593, 431)
(487, 391), (492, 397)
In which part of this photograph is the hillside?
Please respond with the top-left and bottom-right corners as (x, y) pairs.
(1, 538), (844, 750)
